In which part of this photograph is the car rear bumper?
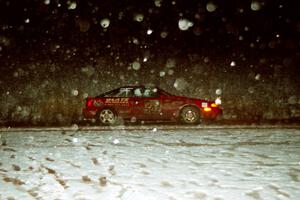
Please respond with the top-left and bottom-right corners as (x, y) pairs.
(82, 108), (97, 119)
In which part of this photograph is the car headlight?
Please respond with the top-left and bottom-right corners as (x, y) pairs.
(211, 103), (218, 107)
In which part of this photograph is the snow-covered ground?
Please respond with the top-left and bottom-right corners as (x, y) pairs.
(0, 126), (300, 200)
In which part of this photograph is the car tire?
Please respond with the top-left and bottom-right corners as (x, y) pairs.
(180, 106), (201, 124)
(98, 108), (117, 125)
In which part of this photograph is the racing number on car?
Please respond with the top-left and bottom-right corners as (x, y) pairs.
(144, 100), (161, 113)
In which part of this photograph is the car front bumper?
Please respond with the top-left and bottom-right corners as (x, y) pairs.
(202, 108), (223, 120)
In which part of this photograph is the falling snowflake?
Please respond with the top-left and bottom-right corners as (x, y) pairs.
(166, 58), (176, 68)
(113, 139), (120, 145)
(100, 18), (110, 28)
(72, 138), (78, 143)
(255, 74), (261, 80)
(206, 2), (217, 12)
(178, 19), (194, 31)
(147, 29), (153, 35)
(132, 38), (139, 45)
(132, 61), (141, 71)
(204, 57), (210, 63)
(251, 1), (262, 11)
(154, 0), (162, 7)
(134, 13), (144, 22)
(68, 1), (77, 10)
(71, 124), (79, 131)
(174, 78), (188, 91)
(44, 0), (50, 5)
(71, 89), (79, 96)
(168, 69), (174, 75)
(159, 71), (166, 77)
(130, 117), (137, 123)
(160, 31), (168, 38)
(216, 89), (222, 95)
(82, 93), (89, 99)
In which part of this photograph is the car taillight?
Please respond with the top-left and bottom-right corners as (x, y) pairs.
(86, 99), (93, 108)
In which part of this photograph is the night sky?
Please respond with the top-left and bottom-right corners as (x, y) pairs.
(0, 0), (299, 123)
(1, 0), (299, 62)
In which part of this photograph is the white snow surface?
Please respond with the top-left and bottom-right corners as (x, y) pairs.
(0, 126), (300, 200)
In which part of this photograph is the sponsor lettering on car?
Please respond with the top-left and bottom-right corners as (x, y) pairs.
(105, 98), (129, 106)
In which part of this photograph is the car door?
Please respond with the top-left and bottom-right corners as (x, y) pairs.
(161, 95), (185, 119)
(132, 87), (163, 120)
(104, 87), (134, 119)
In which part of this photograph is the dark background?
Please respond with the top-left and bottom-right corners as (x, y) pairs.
(0, 0), (299, 125)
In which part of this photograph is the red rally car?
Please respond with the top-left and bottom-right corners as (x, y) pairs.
(82, 86), (222, 125)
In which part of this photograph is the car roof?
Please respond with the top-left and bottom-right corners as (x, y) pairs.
(120, 85), (154, 88)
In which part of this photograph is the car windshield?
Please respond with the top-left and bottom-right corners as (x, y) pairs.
(98, 88), (134, 97)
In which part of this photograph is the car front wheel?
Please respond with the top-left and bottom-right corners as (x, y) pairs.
(180, 106), (201, 124)
(98, 108), (116, 125)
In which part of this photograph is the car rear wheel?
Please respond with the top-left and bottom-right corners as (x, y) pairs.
(98, 108), (116, 125)
(180, 106), (201, 124)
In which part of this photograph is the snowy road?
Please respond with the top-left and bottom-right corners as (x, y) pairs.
(0, 126), (300, 200)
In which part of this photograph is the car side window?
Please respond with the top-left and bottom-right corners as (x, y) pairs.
(134, 88), (143, 97)
(133, 88), (160, 98)
(144, 89), (151, 97)
(144, 88), (158, 98)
